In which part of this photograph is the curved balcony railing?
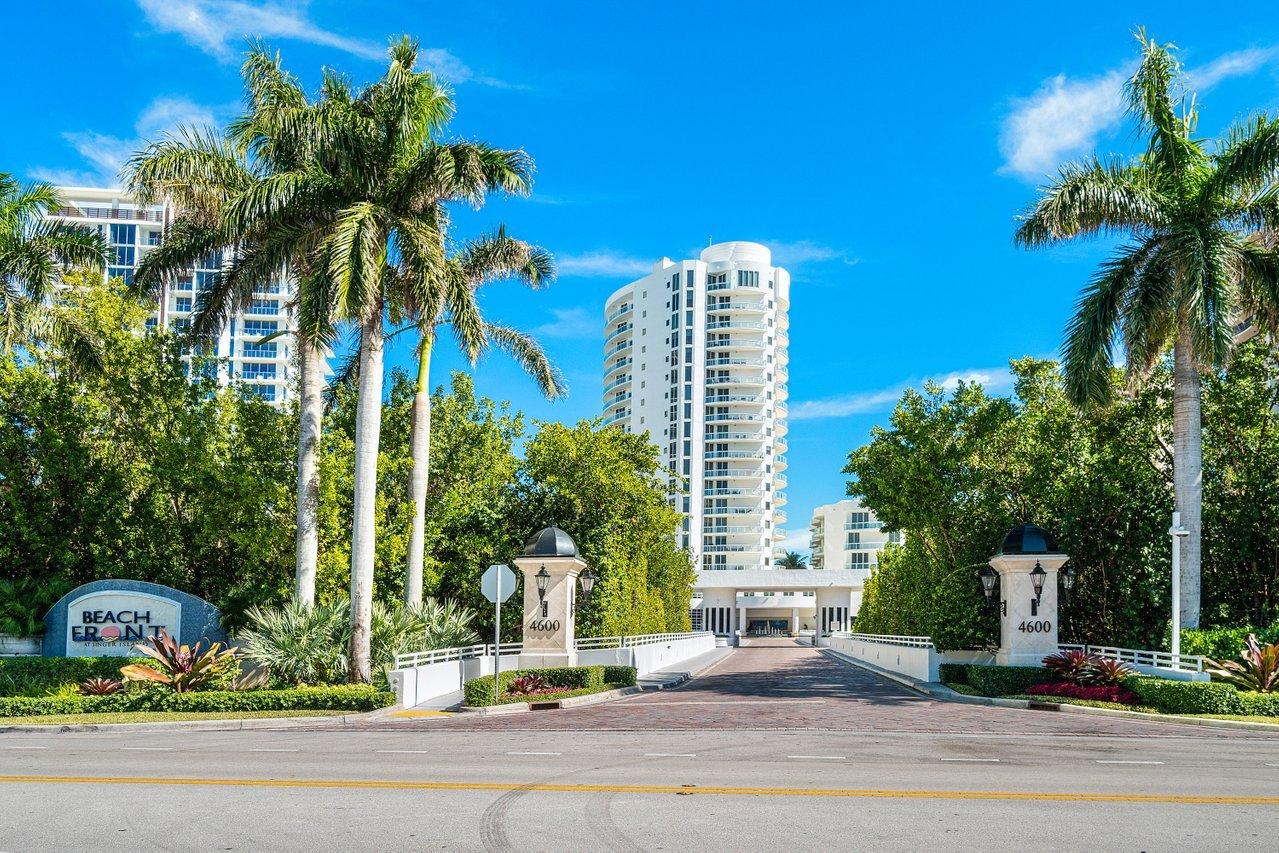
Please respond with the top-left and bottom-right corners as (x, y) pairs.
(703, 525), (761, 535)
(705, 320), (766, 331)
(706, 356), (765, 368)
(703, 506), (760, 515)
(603, 339), (633, 358)
(706, 375), (766, 387)
(707, 394), (763, 405)
(706, 301), (767, 312)
(774, 490), (788, 503)
(704, 431), (764, 441)
(701, 544), (756, 553)
(604, 303), (633, 325)
(602, 374), (631, 394)
(774, 402), (789, 418)
(603, 323), (633, 345)
(604, 357), (632, 378)
(601, 408), (630, 426)
(704, 450), (763, 460)
(705, 468), (763, 478)
(704, 413), (763, 423)
(606, 391), (632, 406)
(706, 280), (762, 293)
(703, 486), (761, 497)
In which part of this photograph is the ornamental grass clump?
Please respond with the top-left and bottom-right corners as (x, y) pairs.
(77, 677), (124, 696)
(1207, 633), (1279, 693)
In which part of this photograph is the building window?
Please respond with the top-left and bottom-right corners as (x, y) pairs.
(109, 224), (136, 246)
(175, 296), (192, 312)
(241, 363), (277, 380)
(243, 320), (279, 338)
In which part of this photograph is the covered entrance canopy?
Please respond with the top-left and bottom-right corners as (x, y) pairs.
(692, 568), (868, 638)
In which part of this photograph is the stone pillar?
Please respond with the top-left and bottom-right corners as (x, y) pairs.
(791, 607), (799, 633)
(513, 553), (586, 669)
(989, 552), (1068, 667)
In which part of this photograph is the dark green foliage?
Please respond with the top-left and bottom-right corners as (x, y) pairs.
(1122, 676), (1242, 715)
(848, 348), (1279, 650)
(1181, 624), (1279, 662)
(0, 657), (151, 697)
(0, 684), (394, 718)
(462, 665), (635, 707)
(602, 665), (637, 687)
(964, 665), (1049, 697)
(938, 663), (969, 686)
(0, 577), (71, 635)
(1235, 691), (1279, 717)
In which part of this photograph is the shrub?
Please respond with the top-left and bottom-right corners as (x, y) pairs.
(463, 665), (631, 707)
(508, 674), (549, 696)
(120, 631), (239, 693)
(1043, 650), (1093, 684)
(938, 663), (969, 686)
(0, 684), (394, 718)
(1123, 676), (1242, 715)
(1235, 691), (1279, 717)
(964, 665), (1048, 697)
(1084, 657), (1136, 686)
(238, 598), (477, 686)
(0, 577), (72, 636)
(1181, 626), (1275, 663)
(1025, 682), (1138, 704)
(78, 677), (124, 696)
(1206, 634), (1279, 693)
(0, 657), (152, 697)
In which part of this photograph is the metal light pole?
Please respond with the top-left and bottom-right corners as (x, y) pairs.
(1169, 511), (1189, 657)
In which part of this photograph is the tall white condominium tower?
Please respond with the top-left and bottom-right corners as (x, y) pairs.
(602, 241), (790, 570)
(48, 187), (296, 405)
(808, 498), (902, 576)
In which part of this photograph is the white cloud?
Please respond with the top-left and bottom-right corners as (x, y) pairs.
(767, 240), (859, 268)
(998, 70), (1127, 180)
(776, 529), (814, 553)
(1186, 46), (1279, 90)
(136, 0), (383, 61)
(134, 0), (496, 84)
(36, 96), (224, 187)
(532, 307), (601, 339)
(556, 250), (652, 279)
(1000, 43), (1279, 181)
(790, 366), (1015, 420)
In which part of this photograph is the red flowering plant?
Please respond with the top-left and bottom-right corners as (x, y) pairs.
(1026, 682), (1139, 705)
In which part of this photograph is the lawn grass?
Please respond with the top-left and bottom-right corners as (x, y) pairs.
(478, 682), (631, 707)
(0, 709), (349, 726)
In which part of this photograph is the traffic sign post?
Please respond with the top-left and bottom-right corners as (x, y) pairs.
(481, 564), (517, 706)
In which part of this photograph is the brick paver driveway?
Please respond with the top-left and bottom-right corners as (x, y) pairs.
(365, 641), (1278, 738)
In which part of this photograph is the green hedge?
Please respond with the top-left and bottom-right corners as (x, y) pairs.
(1235, 691), (1279, 717)
(1122, 677), (1241, 715)
(1179, 626), (1279, 663)
(938, 663), (969, 686)
(463, 665), (635, 707)
(0, 657), (153, 698)
(964, 665), (1048, 697)
(0, 685), (394, 718)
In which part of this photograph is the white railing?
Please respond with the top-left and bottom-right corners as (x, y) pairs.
(575, 632), (712, 650)
(1057, 644), (1204, 674)
(394, 641), (523, 670)
(836, 632), (935, 649)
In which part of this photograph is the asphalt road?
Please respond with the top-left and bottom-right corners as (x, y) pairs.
(2, 643), (1277, 851)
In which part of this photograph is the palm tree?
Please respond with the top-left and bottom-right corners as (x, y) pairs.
(777, 551), (809, 570)
(401, 229), (564, 605)
(0, 175), (107, 366)
(128, 47), (337, 609)
(1014, 31), (1279, 630)
(240, 37), (533, 680)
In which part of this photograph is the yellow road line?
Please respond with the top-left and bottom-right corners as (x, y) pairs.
(0, 775), (1273, 805)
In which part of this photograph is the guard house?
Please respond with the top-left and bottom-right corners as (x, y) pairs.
(692, 569), (867, 638)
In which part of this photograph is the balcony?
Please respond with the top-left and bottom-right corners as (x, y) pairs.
(706, 279), (761, 293)
(775, 402), (789, 418)
(601, 409), (630, 427)
(706, 300), (767, 313)
(702, 525), (760, 535)
(702, 544), (757, 553)
(706, 393), (763, 405)
(705, 375), (766, 387)
(705, 320), (766, 332)
(54, 205), (164, 223)
(706, 356), (765, 368)
(604, 303), (633, 324)
(703, 506), (759, 515)
(603, 339), (633, 358)
(604, 357), (632, 378)
(703, 487), (761, 497)
(845, 520), (880, 530)
(844, 542), (879, 551)
(774, 490), (787, 503)
(775, 454), (788, 467)
(603, 323), (633, 345)
(704, 468), (762, 478)
(774, 473), (788, 488)
(706, 338), (766, 351)
(704, 412), (764, 424)
(704, 431), (764, 441)
(606, 391), (632, 406)
(602, 374), (631, 394)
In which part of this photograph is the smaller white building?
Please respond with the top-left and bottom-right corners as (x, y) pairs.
(808, 498), (900, 574)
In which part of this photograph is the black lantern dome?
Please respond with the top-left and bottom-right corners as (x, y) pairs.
(997, 523), (1062, 556)
(521, 526), (579, 558)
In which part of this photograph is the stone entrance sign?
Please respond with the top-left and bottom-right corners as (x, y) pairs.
(514, 526), (587, 668)
(988, 523), (1068, 667)
(42, 579), (227, 657)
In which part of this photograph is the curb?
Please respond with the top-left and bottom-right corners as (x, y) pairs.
(822, 648), (1279, 734)
(0, 711), (384, 734)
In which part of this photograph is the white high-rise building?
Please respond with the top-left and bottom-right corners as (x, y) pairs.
(47, 187), (296, 405)
(602, 241), (790, 570)
(808, 498), (900, 575)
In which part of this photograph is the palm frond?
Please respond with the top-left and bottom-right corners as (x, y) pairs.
(482, 322), (567, 399)
(1062, 242), (1151, 406)
(1209, 114), (1279, 198)
(1014, 157), (1166, 247)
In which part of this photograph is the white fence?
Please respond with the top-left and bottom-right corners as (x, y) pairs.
(388, 632), (717, 708)
(825, 631), (941, 681)
(1058, 644), (1208, 682)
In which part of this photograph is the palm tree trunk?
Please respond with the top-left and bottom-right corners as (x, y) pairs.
(348, 305), (385, 683)
(1173, 322), (1203, 630)
(404, 329), (433, 606)
(293, 335), (324, 607)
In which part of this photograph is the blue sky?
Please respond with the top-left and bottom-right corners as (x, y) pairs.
(5, 2), (1279, 553)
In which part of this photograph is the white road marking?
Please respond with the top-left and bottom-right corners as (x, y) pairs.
(940, 758), (1000, 762)
(787, 755), (845, 761)
(121, 747), (173, 751)
(376, 749), (433, 754)
(1096, 760), (1164, 765)
(249, 748), (298, 752)
(3, 745), (48, 750)
(644, 699), (825, 706)
(645, 753), (697, 758)
(506, 751), (561, 756)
